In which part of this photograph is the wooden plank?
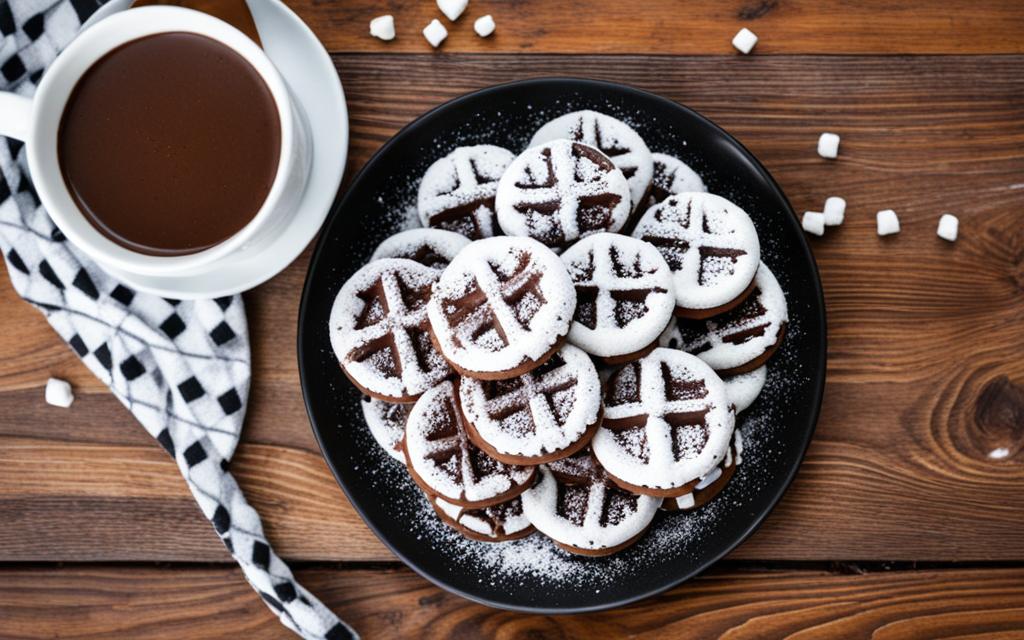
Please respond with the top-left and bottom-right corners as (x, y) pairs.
(287, 0), (1024, 55)
(1, 54), (1022, 562)
(1, 565), (1023, 638)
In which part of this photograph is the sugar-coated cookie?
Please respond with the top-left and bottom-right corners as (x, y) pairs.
(370, 228), (471, 270)
(404, 380), (536, 507)
(633, 192), (760, 319)
(359, 396), (410, 462)
(670, 262), (788, 375)
(520, 448), (661, 556)
(645, 152), (706, 211)
(592, 348), (735, 497)
(427, 236), (576, 380)
(529, 110), (654, 214)
(495, 140), (631, 250)
(432, 494), (535, 542)
(560, 232), (674, 364)
(330, 259), (451, 402)
(417, 145), (515, 239)
(458, 344), (602, 464)
(662, 431), (743, 511)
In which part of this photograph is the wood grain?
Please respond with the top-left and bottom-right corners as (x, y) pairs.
(1, 55), (1022, 565)
(286, 0), (1024, 55)
(1, 565), (1024, 638)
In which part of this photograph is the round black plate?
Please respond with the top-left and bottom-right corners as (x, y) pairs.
(298, 78), (826, 613)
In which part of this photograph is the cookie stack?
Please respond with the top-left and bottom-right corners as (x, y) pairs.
(330, 110), (789, 556)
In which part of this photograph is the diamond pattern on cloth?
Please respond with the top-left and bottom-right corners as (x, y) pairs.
(0, 1), (356, 638)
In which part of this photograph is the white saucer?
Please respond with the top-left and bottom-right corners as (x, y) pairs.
(97, 0), (348, 299)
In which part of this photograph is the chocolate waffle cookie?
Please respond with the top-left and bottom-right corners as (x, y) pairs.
(417, 144), (515, 239)
(330, 259), (452, 402)
(404, 380), (537, 507)
(370, 228), (471, 270)
(670, 262), (788, 375)
(592, 348), (735, 497)
(520, 448), (661, 556)
(662, 431), (743, 511)
(644, 152), (707, 211)
(633, 192), (760, 319)
(529, 110), (654, 215)
(432, 494), (535, 542)
(458, 344), (602, 464)
(359, 396), (410, 462)
(560, 232), (675, 364)
(427, 236), (576, 380)
(495, 140), (631, 250)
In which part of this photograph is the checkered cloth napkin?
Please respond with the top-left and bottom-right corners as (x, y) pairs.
(0, 1), (356, 638)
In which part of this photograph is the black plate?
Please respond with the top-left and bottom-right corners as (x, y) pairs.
(298, 78), (826, 613)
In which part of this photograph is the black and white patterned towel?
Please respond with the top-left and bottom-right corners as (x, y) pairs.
(0, 1), (356, 638)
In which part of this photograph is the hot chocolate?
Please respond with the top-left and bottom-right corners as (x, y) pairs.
(58, 32), (281, 256)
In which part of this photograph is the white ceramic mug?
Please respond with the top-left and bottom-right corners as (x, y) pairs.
(0, 5), (310, 277)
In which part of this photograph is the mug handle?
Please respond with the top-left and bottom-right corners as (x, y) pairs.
(0, 91), (33, 141)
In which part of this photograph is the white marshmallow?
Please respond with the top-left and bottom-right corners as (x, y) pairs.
(823, 196), (846, 226)
(937, 213), (959, 242)
(369, 15), (395, 41)
(817, 132), (840, 159)
(437, 0), (468, 21)
(876, 209), (900, 236)
(801, 211), (825, 236)
(423, 19), (448, 48)
(732, 28), (758, 54)
(45, 377), (74, 408)
(474, 14), (495, 37)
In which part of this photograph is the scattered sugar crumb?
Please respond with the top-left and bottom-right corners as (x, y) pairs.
(823, 197), (845, 226)
(437, 0), (468, 22)
(876, 209), (900, 236)
(989, 447), (1010, 460)
(937, 213), (958, 242)
(369, 15), (395, 41)
(474, 14), (495, 37)
(732, 28), (758, 54)
(802, 211), (825, 236)
(423, 19), (448, 48)
(45, 377), (74, 408)
(817, 132), (840, 159)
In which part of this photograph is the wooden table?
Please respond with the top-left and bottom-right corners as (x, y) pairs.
(3, 1), (1024, 637)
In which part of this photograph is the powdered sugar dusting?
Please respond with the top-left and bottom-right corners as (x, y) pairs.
(417, 145), (515, 239)
(370, 228), (471, 270)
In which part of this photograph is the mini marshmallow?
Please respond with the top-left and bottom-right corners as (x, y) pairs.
(437, 0), (468, 22)
(369, 15), (395, 41)
(474, 14), (495, 37)
(817, 132), (840, 159)
(45, 377), (74, 408)
(802, 211), (825, 236)
(937, 213), (959, 242)
(732, 28), (758, 54)
(876, 209), (900, 236)
(823, 196), (846, 226)
(423, 19), (448, 48)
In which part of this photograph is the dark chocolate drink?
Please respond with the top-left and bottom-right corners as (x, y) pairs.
(58, 32), (281, 256)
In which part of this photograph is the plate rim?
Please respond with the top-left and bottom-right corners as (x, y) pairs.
(297, 76), (827, 614)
